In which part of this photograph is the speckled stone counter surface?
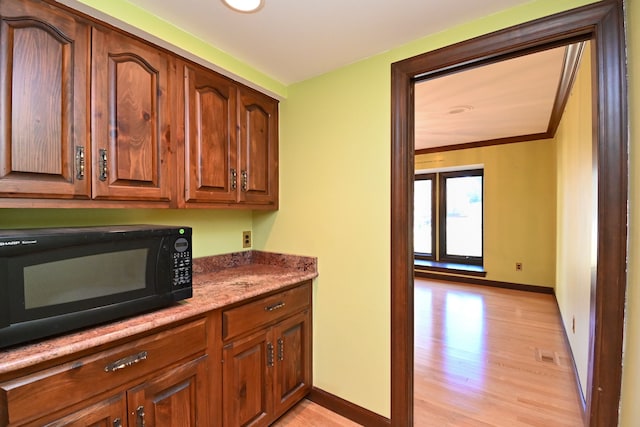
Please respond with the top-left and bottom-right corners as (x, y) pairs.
(0, 250), (317, 375)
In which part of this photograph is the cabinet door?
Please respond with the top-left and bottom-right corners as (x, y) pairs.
(222, 330), (273, 427)
(183, 64), (237, 203)
(91, 27), (172, 202)
(237, 87), (278, 206)
(127, 355), (209, 427)
(273, 310), (312, 418)
(0, 0), (90, 198)
(35, 394), (127, 427)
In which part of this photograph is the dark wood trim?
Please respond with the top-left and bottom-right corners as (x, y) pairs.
(414, 173), (436, 259)
(587, 3), (627, 425)
(547, 42), (586, 136)
(390, 44), (415, 427)
(308, 388), (391, 427)
(391, 2), (627, 426)
(415, 271), (554, 294)
(438, 169), (484, 266)
(415, 132), (550, 155)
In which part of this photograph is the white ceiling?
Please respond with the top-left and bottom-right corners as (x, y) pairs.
(111, 0), (535, 85)
(414, 46), (567, 150)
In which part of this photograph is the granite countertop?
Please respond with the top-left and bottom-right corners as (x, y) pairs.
(0, 250), (317, 376)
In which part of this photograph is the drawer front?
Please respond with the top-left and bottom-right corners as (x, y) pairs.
(0, 318), (206, 426)
(223, 282), (311, 341)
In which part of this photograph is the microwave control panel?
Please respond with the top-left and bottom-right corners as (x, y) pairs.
(172, 237), (192, 287)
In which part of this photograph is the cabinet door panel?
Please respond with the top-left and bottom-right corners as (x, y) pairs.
(223, 330), (272, 427)
(238, 88), (278, 206)
(273, 310), (312, 418)
(0, 0), (90, 198)
(127, 355), (209, 427)
(91, 27), (171, 201)
(34, 393), (126, 427)
(184, 64), (237, 203)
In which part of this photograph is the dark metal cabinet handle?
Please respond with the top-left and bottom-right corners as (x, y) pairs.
(136, 406), (145, 427)
(104, 351), (148, 372)
(231, 168), (237, 190)
(277, 338), (284, 361)
(265, 301), (285, 312)
(241, 169), (248, 192)
(75, 146), (85, 180)
(99, 148), (108, 181)
(113, 418), (122, 427)
(267, 342), (274, 367)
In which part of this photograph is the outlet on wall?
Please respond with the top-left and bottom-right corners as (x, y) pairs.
(242, 231), (252, 248)
(515, 262), (523, 271)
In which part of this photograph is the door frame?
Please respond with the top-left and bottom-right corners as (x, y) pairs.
(390, 1), (627, 426)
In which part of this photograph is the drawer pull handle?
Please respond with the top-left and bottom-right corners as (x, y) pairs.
(265, 301), (285, 312)
(114, 418), (122, 427)
(104, 351), (148, 372)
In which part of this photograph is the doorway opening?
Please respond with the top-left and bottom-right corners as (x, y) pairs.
(391, 2), (627, 426)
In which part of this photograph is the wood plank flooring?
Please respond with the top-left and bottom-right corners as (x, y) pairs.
(272, 399), (361, 426)
(414, 278), (584, 426)
(275, 279), (584, 426)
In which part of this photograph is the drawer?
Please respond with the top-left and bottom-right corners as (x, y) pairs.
(0, 318), (206, 426)
(222, 282), (311, 340)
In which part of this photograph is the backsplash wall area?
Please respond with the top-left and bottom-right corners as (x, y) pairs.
(0, 209), (252, 258)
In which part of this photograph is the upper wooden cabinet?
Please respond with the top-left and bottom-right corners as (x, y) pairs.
(91, 27), (173, 202)
(183, 62), (238, 204)
(237, 87), (279, 207)
(0, 0), (91, 199)
(0, 0), (278, 209)
(182, 63), (278, 209)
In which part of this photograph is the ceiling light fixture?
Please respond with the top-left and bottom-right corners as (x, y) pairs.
(447, 105), (474, 115)
(222, 0), (264, 13)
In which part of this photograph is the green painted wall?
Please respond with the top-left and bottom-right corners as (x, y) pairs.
(415, 139), (557, 288)
(254, 0), (600, 417)
(0, 209), (252, 258)
(5, 0), (631, 420)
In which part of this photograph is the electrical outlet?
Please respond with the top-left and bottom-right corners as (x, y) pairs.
(242, 231), (252, 248)
(515, 262), (523, 271)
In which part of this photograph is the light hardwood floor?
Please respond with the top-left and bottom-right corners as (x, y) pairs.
(414, 278), (583, 426)
(275, 279), (584, 426)
(272, 399), (361, 426)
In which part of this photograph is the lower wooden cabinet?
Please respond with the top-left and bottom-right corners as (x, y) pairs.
(0, 282), (312, 427)
(221, 281), (312, 426)
(126, 355), (209, 427)
(37, 393), (127, 427)
(0, 318), (210, 427)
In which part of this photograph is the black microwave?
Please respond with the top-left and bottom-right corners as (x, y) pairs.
(0, 225), (192, 349)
